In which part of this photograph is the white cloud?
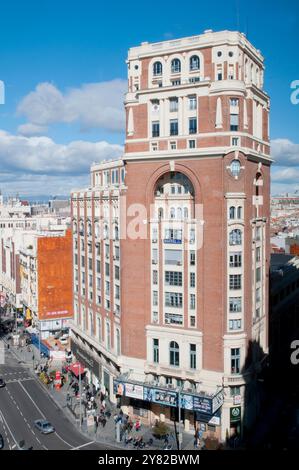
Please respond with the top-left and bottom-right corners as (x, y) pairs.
(17, 80), (126, 133)
(0, 130), (123, 176)
(18, 123), (48, 136)
(271, 138), (299, 166)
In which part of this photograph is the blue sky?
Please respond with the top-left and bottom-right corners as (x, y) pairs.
(0, 0), (298, 196)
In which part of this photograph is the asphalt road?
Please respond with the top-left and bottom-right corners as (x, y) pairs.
(0, 344), (117, 451)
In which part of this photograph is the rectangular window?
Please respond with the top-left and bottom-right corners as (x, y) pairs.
(152, 311), (158, 323)
(230, 114), (239, 131)
(229, 319), (242, 330)
(170, 119), (178, 136)
(256, 287), (261, 303)
(152, 121), (160, 137)
(189, 315), (196, 327)
(189, 139), (196, 149)
(164, 228), (182, 243)
(231, 348), (241, 374)
(164, 249), (182, 265)
(229, 274), (241, 290)
(165, 312), (183, 325)
(165, 271), (182, 286)
(153, 270), (158, 285)
(165, 292), (183, 308)
(229, 252), (242, 268)
(189, 117), (197, 134)
(115, 245), (120, 260)
(105, 263), (110, 276)
(105, 281), (110, 296)
(190, 251), (195, 266)
(153, 291), (158, 306)
(190, 293), (196, 310)
(256, 247), (261, 262)
(171, 79), (181, 86)
(256, 267), (261, 283)
(170, 141), (177, 150)
(190, 344), (196, 369)
(153, 339), (159, 363)
(115, 284), (120, 300)
(190, 272), (195, 288)
(151, 142), (158, 151)
(229, 297), (242, 313)
(230, 386), (241, 397)
(96, 260), (101, 274)
(169, 98), (178, 112)
(115, 265), (120, 280)
(152, 248), (158, 264)
(232, 137), (239, 146)
(189, 96), (197, 110)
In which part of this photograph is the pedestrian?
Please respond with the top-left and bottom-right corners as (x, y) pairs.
(193, 435), (198, 449)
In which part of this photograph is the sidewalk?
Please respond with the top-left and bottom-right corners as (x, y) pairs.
(5, 336), (195, 450)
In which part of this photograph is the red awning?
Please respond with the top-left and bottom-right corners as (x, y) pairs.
(69, 362), (85, 377)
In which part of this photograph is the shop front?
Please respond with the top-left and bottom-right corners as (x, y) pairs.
(71, 338), (102, 388)
(114, 378), (224, 435)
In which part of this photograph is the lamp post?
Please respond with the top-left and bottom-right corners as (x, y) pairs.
(177, 386), (183, 450)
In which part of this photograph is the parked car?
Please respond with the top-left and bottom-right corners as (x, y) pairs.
(34, 419), (55, 434)
(0, 433), (4, 449)
(0, 378), (6, 388)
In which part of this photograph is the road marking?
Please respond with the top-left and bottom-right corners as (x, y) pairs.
(17, 380), (46, 419)
(11, 444), (16, 449)
(17, 380), (73, 449)
(0, 410), (19, 449)
(71, 441), (95, 450)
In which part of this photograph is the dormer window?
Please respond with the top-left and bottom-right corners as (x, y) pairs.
(190, 55), (200, 71)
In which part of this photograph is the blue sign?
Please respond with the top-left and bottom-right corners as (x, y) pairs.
(193, 396), (213, 414)
(143, 387), (177, 407)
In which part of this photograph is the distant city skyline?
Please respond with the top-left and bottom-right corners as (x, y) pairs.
(0, 0), (298, 196)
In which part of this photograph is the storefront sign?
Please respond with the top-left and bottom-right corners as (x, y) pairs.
(143, 387), (177, 407)
(114, 382), (144, 400)
(230, 406), (241, 423)
(180, 394), (193, 410)
(212, 389), (225, 413)
(71, 339), (101, 379)
(233, 395), (242, 405)
(193, 396), (213, 414)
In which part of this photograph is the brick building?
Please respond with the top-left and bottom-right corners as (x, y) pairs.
(71, 29), (271, 441)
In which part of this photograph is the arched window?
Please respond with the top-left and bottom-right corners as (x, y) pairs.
(170, 207), (176, 219)
(87, 222), (92, 236)
(97, 316), (102, 342)
(184, 207), (188, 219)
(229, 207), (236, 219)
(190, 55), (200, 71)
(171, 58), (181, 74)
(237, 206), (242, 219)
(158, 207), (164, 220)
(169, 341), (180, 366)
(229, 229), (242, 246)
(153, 61), (162, 76)
(73, 221), (77, 233)
(177, 207), (182, 220)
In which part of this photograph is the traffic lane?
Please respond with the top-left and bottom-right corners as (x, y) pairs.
(21, 378), (96, 448)
(0, 385), (44, 450)
(22, 379), (120, 451)
(0, 414), (14, 450)
(5, 380), (72, 450)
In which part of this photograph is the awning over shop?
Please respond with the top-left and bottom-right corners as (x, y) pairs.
(69, 362), (85, 377)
